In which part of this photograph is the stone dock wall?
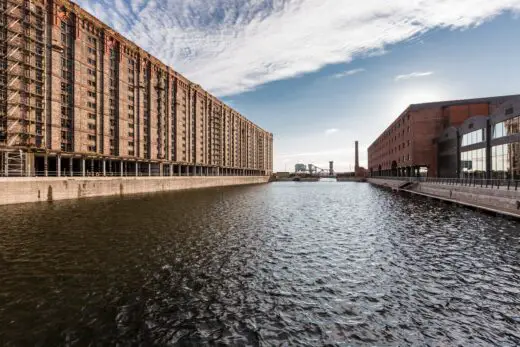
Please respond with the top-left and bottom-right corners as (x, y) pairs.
(0, 176), (269, 205)
(367, 178), (520, 218)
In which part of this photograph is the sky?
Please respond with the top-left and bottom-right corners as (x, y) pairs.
(75, 0), (520, 172)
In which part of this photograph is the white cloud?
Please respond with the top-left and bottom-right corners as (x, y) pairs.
(75, 0), (520, 96)
(325, 128), (339, 135)
(395, 71), (434, 81)
(331, 68), (366, 79)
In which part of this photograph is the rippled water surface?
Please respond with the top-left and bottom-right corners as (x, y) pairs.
(0, 182), (519, 346)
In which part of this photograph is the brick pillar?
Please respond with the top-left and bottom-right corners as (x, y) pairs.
(57, 155), (61, 177)
(44, 154), (48, 177)
(4, 152), (8, 177)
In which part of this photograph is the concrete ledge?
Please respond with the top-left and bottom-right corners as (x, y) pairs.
(367, 178), (407, 189)
(0, 176), (269, 205)
(367, 178), (520, 219)
(414, 183), (520, 218)
(401, 188), (520, 219)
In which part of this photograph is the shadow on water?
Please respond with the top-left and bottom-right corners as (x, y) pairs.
(0, 182), (519, 345)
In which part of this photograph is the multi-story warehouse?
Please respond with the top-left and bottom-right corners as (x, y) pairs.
(0, 0), (273, 177)
(368, 95), (517, 178)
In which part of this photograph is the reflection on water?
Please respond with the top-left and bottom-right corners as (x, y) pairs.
(0, 182), (519, 345)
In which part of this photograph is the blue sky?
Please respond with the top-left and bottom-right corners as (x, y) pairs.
(75, 0), (520, 172)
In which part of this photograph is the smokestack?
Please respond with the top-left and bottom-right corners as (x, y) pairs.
(355, 141), (359, 171)
(329, 161), (334, 176)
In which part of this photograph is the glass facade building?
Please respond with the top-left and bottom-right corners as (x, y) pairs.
(435, 97), (520, 179)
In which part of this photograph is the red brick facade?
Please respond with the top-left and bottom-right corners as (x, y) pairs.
(368, 97), (515, 177)
(0, 0), (273, 177)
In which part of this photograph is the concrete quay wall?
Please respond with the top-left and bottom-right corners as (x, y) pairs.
(414, 183), (520, 216)
(366, 178), (405, 190)
(0, 176), (269, 205)
(367, 178), (520, 218)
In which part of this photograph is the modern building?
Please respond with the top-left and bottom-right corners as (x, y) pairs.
(368, 95), (518, 177)
(0, 0), (273, 177)
(437, 96), (520, 179)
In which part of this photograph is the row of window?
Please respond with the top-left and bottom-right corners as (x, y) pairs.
(461, 129), (485, 147)
(461, 148), (486, 174)
(492, 142), (520, 179)
(493, 115), (520, 139)
(460, 142), (520, 179)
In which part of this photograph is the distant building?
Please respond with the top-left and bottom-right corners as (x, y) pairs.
(274, 172), (291, 178)
(368, 95), (518, 177)
(295, 163), (307, 173)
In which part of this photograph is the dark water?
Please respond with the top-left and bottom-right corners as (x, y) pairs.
(0, 182), (519, 346)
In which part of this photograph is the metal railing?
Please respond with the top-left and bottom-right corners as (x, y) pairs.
(369, 176), (520, 191)
(421, 177), (520, 191)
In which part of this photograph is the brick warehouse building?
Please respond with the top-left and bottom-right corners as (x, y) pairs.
(367, 95), (518, 178)
(0, 0), (273, 177)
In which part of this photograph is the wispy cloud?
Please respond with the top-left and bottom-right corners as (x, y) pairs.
(395, 71), (434, 81)
(75, 0), (520, 96)
(325, 128), (339, 135)
(331, 68), (365, 79)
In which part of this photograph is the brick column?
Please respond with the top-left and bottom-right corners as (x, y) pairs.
(57, 155), (61, 177)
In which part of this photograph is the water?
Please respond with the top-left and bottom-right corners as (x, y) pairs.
(0, 182), (519, 346)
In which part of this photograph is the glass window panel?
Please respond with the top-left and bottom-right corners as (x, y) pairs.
(493, 123), (501, 138)
(505, 151), (511, 174)
(497, 155), (504, 171)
